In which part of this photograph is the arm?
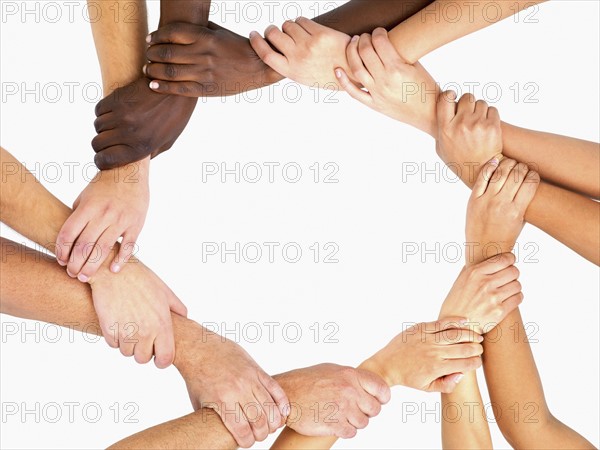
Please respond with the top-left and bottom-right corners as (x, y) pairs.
(272, 317), (485, 449)
(145, 0), (433, 97)
(464, 162), (596, 448)
(388, 1), (546, 64)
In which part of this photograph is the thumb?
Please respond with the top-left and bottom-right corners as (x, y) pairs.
(168, 295), (188, 317)
(357, 369), (391, 404)
(430, 373), (464, 394)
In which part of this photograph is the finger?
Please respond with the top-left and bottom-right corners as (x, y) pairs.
(474, 99), (489, 118)
(79, 227), (122, 281)
(356, 369), (391, 404)
(487, 105), (500, 121)
(430, 373), (466, 393)
(146, 44), (196, 64)
(55, 211), (88, 267)
(472, 157), (501, 198)
(249, 31), (288, 73)
(502, 162), (530, 201)
(335, 68), (373, 105)
(457, 93), (477, 116)
(479, 252), (516, 275)
(263, 25), (294, 54)
(95, 96), (113, 116)
(119, 340), (135, 358)
(94, 145), (147, 170)
(486, 157), (518, 195)
(358, 33), (384, 78)
(246, 387), (272, 440)
(356, 393), (382, 418)
(91, 129), (129, 153)
(435, 327), (484, 344)
(442, 342), (483, 360)
(347, 408), (369, 430)
(436, 90), (458, 126)
(133, 336), (154, 365)
(66, 221), (110, 281)
(444, 356), (482, 375)
(111, 230), (140, 274)
(370, 28), (402, 67)
(93, 113), (117, 133)
(167, 294), (189, 318)
(496, 280), (523, 303)
(145, 63), (198, 82)
(153, 324), (175, 369)
(281, 20), (309, 43)
(219, 404), (254, 449)
(492, 265), (520, 288)
(258, 371), (289, 422)
(147, 22), (199, 45)
(147, 79), (208, 97)
(514, 170), (540, 213)
(502, 292), (524, 316)
(295, 17), (323, 34)
(345, 35), (373, 88)
(337, 421), (358, 439)
(252, 384), (282, 434)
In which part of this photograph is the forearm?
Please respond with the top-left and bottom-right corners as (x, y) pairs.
(525, 182), (600, 266)
(313, 0), (434, 36)
(108, 410), (236, 450)
(482, 310), (595, 449)
(502, 123), (600, 199)
(159, 0), (210, 26)
(441, 372), (492, 449)
(88, 0), (148, 93)
(388, 1), (545, 64)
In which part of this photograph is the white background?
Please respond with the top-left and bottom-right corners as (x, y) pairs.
(1, 1), (598, 448)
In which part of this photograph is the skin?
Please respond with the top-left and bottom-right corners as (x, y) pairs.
(325, 30), (600, 264)
(444, 160), (596, 449)
(0, 234), (405, 446)
(91, 0), (212, 170)
(58, 0), (153, 280)
(145, 0), (434, 96)
(249, 2), (543, 90)
(0, 147), (291, 447)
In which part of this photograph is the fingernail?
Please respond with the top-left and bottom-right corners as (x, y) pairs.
(490, 158), (500, 167)
(57, 259), (66, 267)
(281, 403), (290, 417)
(335, 69), (342, 78)
(477, 335), (484, 342)
(78, 274), (89, 283)
(66, 269), (75, 278)
(249, 30), (257, 38)
(142, 64), (147, 75)
(351, 35), (359, 42)
(146, 34), (152, 44)
(453, 374), (464, 384)
(111, 263), (121, 274)
(149, 81), (159, 90)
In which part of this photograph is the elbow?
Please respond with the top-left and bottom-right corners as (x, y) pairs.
(497, 409), (556, 448)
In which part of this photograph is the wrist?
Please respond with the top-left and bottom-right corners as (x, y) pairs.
(360, 353), (394, 387)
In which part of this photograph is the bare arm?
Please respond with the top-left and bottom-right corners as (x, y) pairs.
(388, 1), (546, 64)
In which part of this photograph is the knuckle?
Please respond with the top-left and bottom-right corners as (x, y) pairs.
(164, 64), (178, 79)
(158, 45), (173, 61)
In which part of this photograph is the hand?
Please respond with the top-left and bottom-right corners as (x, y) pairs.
(362, 318), (483, 393)
(466, 157), (540, 255)
(146, 22), (282, 97)
(436, 92), (503, 187)
(439, 254), (524, 334)
(274, 363), (390, 439)
(334, 28), (440, 136)
(56, 160), (149, 280)
(250, 17), (352, 90)
(175, 325), (289, 448)
(92, 77), (198, 169)
(89, 248), (188, 369)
